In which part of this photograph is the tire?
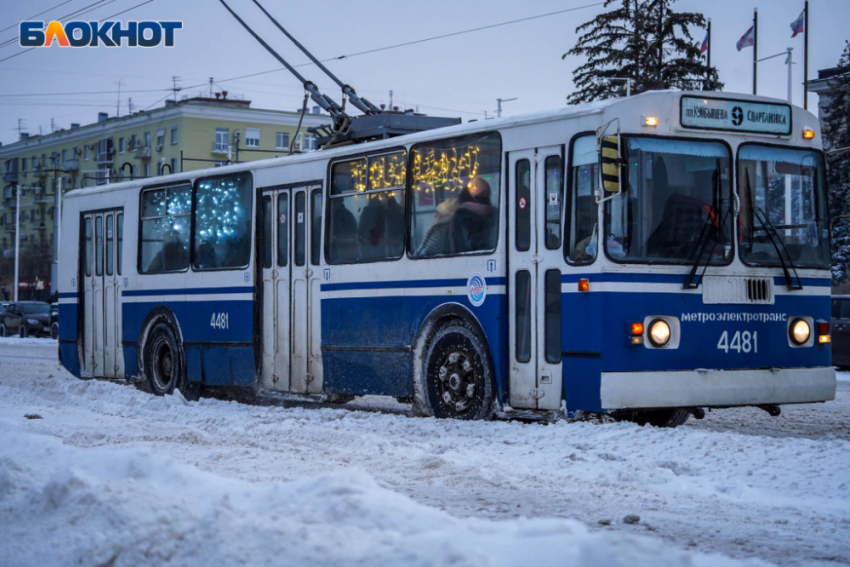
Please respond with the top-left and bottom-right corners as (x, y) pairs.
(19, 325), (27, 339)
(0, 323), (6, 337)
(422, 321), (494, 420)
(51, 322), (59, 340)
(616, 409), (690, 428)
(143, 322), (199, 401)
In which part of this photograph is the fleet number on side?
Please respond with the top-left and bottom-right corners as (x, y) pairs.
(717, 330), (758, 353)
(210, 312), (230, 330)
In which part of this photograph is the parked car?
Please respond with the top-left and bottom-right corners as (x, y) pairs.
(831, 295), (850, 368)
(0, 301), (52, 338)
(50, 302), (59, 340)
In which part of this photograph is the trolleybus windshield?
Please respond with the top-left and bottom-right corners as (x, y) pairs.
(604, 137), (732, 265)
(737, 145), (830, 269)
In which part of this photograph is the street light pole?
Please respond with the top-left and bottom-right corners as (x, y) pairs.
(496, 97), (517, 118)
(13, 184), (20, 301)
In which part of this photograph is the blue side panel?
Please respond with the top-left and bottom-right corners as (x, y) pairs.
(185, 346), (202, 384)
(229, 347), (255, 386)
(124, 345), (139, 378)
(201, 347), (234, 386)
(321, 290), (508, 401)
(122, 299), (253, 343)
(58, 303), (78, 341)
(60, 344), (81, 378)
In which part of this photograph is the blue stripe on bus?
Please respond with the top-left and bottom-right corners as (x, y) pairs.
(772, 277), (831, 287)
(321, 277), (506, 292)
(560, 273), (831, 287)
(122, 286), (254, 297)
(58, 292), (78, 299)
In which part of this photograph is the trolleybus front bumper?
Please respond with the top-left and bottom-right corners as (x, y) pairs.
(600, 367), (836, 410)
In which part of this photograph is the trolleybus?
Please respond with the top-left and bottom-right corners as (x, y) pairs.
(57, 90), (836, 425)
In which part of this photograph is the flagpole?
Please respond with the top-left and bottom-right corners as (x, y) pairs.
(753, 8), (758, 95)
(707, 18), (712, 70)
(804, 0), (809, 109)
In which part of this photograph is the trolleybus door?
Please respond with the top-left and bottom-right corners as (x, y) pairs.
(260, 185), (322, 395)
(81, 209), (124, 378)
(507, 148), (564, 411)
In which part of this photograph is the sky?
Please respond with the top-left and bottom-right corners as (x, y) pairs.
(0, 0), (847, 146)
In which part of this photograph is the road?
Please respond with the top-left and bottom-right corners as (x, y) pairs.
(1, 338), (848, 566)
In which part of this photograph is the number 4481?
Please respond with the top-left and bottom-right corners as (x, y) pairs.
(717, 330), (757, 353)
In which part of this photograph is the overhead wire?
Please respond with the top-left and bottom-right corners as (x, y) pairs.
(0, 0), (76, 35)
(0, 0), (112, 49)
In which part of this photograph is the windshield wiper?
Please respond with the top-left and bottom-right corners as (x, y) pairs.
(684, 164), (727, 289)
(742, 169), (802, 290)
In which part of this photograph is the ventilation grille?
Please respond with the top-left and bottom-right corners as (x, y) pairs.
(702, 277), (774, 305)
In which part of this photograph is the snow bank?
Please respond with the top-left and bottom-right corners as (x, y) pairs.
(0, 426), (769, 567)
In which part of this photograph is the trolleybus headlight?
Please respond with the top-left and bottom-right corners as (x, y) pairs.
(648, 319), (671, 347)
(789, 318), (811, 345)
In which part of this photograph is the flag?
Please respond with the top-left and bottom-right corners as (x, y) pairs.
(790, 9), (805, 37)
(700, 32), (709, 55)
(736, 26), (755, 51)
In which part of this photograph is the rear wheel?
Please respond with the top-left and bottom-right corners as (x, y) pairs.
(616, 409), (690, 428)
(143, 322), (199, 401)
(422, 322), (494, 420)
(19, 325), (27, 339)
(0, 323), (6, 337)
(51, 322), (59, 340)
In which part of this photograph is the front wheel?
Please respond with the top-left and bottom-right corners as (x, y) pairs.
(422, 322), (494, 420)
(615, 409), (690, 428)
(143, 322), (199, 401)
(51, 322), (59, 340)
(0, 323), (6, 337)
(19, 325), (27, 339)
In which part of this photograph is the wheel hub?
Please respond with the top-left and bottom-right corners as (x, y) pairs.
(152, 339), (174, 391)
(437, 349), (476, 413)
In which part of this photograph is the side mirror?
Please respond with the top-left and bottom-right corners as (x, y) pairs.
(600, 135), (622, 194)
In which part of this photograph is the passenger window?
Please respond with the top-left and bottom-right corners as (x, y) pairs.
(193, 173), (253, 270)
(278, 193), (288, 267)
(544, 155), (563, 250)
(409, 132), (502, 257)
(262, 195), (272, 269)
(515, 270), (531, 363)
(84, 218), (92, 277)
(567, 136), (598, 264)
(95, 216), (103, 276)
(515, 159), (531, 252)
(295, 192), (306, 267)
(327, 151), (406, 264)
(311, 189), (322, 266)
(139, 184), (191, 274)
(106, 215), (114, 276)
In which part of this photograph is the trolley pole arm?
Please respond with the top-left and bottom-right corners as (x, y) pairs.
(217, 0), (348, 123)
(250, 0), (381, 115)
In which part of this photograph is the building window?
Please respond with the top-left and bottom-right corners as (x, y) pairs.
(130, 135), (138, 150)
(144, 163), (151, 177)
(245, 128), (260, 148)
(214, 128), (229, 153)
(276, 132), (289, 150)
(171, 126), (178, 145)
(61, 149), (67, 164)
(138, 184), (191, 273)
(21, 158), (26, 173)
(193, 173), (253, 270)
(214, 161), (227, 167)
(119, 137), (125, 153)
(303, 134), (317, 151)
(84, 146), (90, 161)
(144, 132), (151, 148)
(171, 158), (178, 174)
(156, 128), (165, 149)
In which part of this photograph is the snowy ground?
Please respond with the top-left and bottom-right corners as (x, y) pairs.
(1, 338), (848, 567)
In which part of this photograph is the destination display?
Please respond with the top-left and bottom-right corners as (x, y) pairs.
(680, 96), (792, 135)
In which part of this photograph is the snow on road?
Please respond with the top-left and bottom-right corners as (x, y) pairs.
(1, 338), (848, 567)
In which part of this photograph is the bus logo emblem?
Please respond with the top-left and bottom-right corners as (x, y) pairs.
(467, 272), (486, 307)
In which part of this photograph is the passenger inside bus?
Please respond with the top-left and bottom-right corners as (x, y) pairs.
(146, 230), (188, 272)
(329, 199), (358, 263)
(452, 178), (496, 253)
(415, 197), (458, 256)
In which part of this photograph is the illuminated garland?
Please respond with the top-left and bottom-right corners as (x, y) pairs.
(412, 144), (481, 195)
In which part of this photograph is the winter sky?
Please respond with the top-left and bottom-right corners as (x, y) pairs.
(0, 0), (847, 145)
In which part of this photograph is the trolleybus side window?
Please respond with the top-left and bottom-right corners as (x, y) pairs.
(139, 184), (191, 274)
(515, 159), (531, 252)
(95, 216), (103, 276)
(295, 192), (306, 267)
(544, 155), (563, 250)
(106, 215), (114, 276)
(409, 132), (502, 257)
(117, 213), (123, 275)
(515, 270), (532, 363)
(192, 173), (253, 270)
(327, 151), (406, 264)
(278, 193), (289, 267)
(311, 189), (322, 266)
(566, 135), (598, 264)
(262, 195), (272, 269)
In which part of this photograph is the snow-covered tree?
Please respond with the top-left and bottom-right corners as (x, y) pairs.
(563, 0), (722, 104)
(824, 42), (850, 283)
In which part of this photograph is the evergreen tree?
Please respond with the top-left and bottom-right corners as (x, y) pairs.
(563, 0), (722, 104)
(824, 42), (850, 283)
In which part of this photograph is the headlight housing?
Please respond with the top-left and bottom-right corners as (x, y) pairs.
(648, 318), (671, 347)
(789, 318), (811, 345)
(27, 319), (39, 325)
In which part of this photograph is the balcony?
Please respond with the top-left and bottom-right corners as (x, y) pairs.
(33, 164), (47, 177)
(63, 159), (79, 172)
(212, 142), (230, 154)
(135, 147), (151, 159)
(33, 192), (51, 204)
(3, 171), (18, 183)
